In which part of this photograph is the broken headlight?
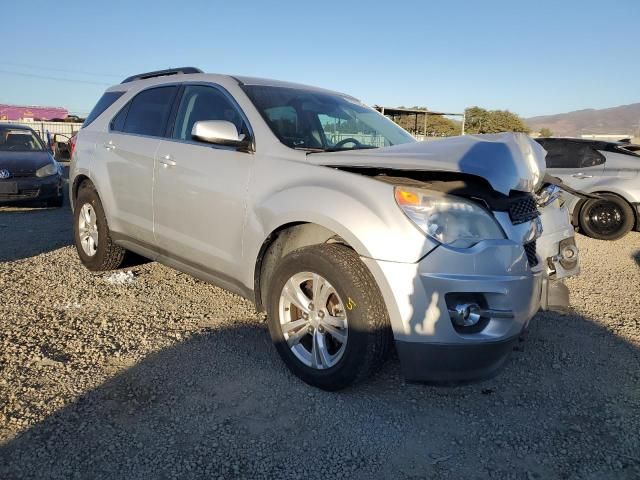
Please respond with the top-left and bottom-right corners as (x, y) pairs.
(395, 186), (505, 248)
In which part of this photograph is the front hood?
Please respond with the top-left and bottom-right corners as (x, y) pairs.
(0, 151), (53, 174)
(308, 132), (546, 195)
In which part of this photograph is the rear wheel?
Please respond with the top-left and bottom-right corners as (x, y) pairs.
(579, 194), (634, 240)
(266, 244), (392, 390)
(74, 182), (126, 271)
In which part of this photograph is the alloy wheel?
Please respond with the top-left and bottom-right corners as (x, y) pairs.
(78, 203), (99, 257)
(278, 272), (348, 369)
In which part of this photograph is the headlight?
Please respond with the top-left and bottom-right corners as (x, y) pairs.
(36, 162), (58, 178)
(395, 186), (505, 248)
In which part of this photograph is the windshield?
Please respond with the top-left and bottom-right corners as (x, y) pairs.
(0, 127), (45, 152)
(243, 85), (416, 151)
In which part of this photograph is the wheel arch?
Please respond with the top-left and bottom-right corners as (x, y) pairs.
(253, 222), (354, 312)
(71, 174), (94, 211)
(573, 190), (638, 231)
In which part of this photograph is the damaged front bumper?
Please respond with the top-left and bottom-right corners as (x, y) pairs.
(362, 239), (543, 384)
(536, 198), (580, 310)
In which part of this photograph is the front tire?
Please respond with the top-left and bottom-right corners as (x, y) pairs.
(579, 193), (634, 240)
(266, 244), (392, 391)
(74, 182), (126, 271)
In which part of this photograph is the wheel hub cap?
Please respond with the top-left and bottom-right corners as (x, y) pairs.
(589, 201), (623, 234)
(78, 203), (99, 257)
(278, 272), (348, 370)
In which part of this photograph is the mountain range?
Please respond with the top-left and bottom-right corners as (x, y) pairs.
(525, 103), (640, 137)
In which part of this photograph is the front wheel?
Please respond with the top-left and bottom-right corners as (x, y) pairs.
(579, 194), (634, 241)
(266, 244), (392, 391)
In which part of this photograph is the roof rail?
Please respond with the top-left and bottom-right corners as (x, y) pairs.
(121, 67), (203, 84)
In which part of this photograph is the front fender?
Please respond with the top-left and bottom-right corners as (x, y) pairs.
(241, 160), (438, 289)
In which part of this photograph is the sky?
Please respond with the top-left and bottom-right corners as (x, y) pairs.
(2, 0), (639, 118)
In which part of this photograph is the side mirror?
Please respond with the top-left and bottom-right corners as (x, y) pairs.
(191, 120), (249, 149)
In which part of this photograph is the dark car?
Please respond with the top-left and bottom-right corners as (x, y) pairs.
(0, 125), (64, 207)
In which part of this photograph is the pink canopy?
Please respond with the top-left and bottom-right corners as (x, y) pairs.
(0, 104), (68, 121)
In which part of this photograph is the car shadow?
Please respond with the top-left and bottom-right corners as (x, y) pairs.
(632, 250), (640, 267)
(0, 164), (72, 262)
(0, 310), (638, 479)
(0, 200), (72, 262)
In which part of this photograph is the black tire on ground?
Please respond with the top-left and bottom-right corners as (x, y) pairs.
(266, 243), (392, 391)
(46, 195), (64, 208)
(579, 193), (635, 241)
(73, 182), (126, 271)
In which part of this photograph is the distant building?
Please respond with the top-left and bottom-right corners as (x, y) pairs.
(0, 104), (68, 122)
(580, 133), (632, 142)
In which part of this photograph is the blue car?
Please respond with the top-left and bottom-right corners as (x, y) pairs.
(0, 124), (64, 207)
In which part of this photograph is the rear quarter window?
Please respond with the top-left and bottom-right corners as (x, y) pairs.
(83, 91), (125, 128)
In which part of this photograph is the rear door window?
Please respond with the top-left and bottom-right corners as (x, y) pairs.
(575, 143), (605, 168)
(83, 91), (125, 128)
(121, 86), (178, 137)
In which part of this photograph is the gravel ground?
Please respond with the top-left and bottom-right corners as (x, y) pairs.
(0, 193), (639, 479)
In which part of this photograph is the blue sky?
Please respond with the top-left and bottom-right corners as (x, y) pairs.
(2, 0), (638, 118)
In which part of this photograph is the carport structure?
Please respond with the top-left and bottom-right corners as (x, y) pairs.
(373, 105), (466, 139)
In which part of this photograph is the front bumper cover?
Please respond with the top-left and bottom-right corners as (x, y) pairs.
(362, 239), (543, 383)
(0, 175), (63, 204)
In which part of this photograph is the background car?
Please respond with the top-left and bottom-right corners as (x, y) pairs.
(536, 137), (640, 240)
(0, 125), (64, 208)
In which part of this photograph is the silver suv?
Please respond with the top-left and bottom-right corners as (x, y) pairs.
(71, 67), (579, 390)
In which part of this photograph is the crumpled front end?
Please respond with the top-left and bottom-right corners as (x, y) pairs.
(535, 184), (581, 310)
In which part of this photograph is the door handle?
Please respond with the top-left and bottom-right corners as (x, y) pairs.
(572, 173), (593, 179)
(159, 154), (176, 168)
(103, 141), (115, 151)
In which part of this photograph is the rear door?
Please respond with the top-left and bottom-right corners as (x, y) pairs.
(153, 84), (254, 280)
(104, 85), (178, 245)
(541, 139), (605, 190)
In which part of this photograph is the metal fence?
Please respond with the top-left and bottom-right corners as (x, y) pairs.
(325, 132), (387, 148)
(0, 120), (83, 142)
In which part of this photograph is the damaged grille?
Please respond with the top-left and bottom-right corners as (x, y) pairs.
(509, 196), (539, 225)
(524, 240), (538, 267)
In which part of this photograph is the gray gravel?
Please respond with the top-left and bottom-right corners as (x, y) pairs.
(0, 197), (639, 479)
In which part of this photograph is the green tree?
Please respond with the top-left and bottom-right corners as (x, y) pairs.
(390, 107), (462, 137)
(464, 106), (530, 134)
(539, 127), (553, 137)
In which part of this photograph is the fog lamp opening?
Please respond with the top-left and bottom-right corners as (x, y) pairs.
(445, 293), (491, 334)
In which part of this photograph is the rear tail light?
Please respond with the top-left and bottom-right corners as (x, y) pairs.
(69, 134), (77, 158)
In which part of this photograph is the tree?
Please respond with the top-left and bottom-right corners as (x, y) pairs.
(539, 127), (553, 137)
(389, 107), (462, 137)
(464, 106), (530, 134)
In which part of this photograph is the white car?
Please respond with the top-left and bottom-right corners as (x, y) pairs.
(70, 67), (579, 390)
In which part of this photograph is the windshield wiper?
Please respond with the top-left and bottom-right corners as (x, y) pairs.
(306, 145), (379, 154)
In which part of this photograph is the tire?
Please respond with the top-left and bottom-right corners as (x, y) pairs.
(579, 193), (634, 241)
(266, 243), (392, 391)
(73, 182), (126, 271)
(46, 195), (64, 208)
